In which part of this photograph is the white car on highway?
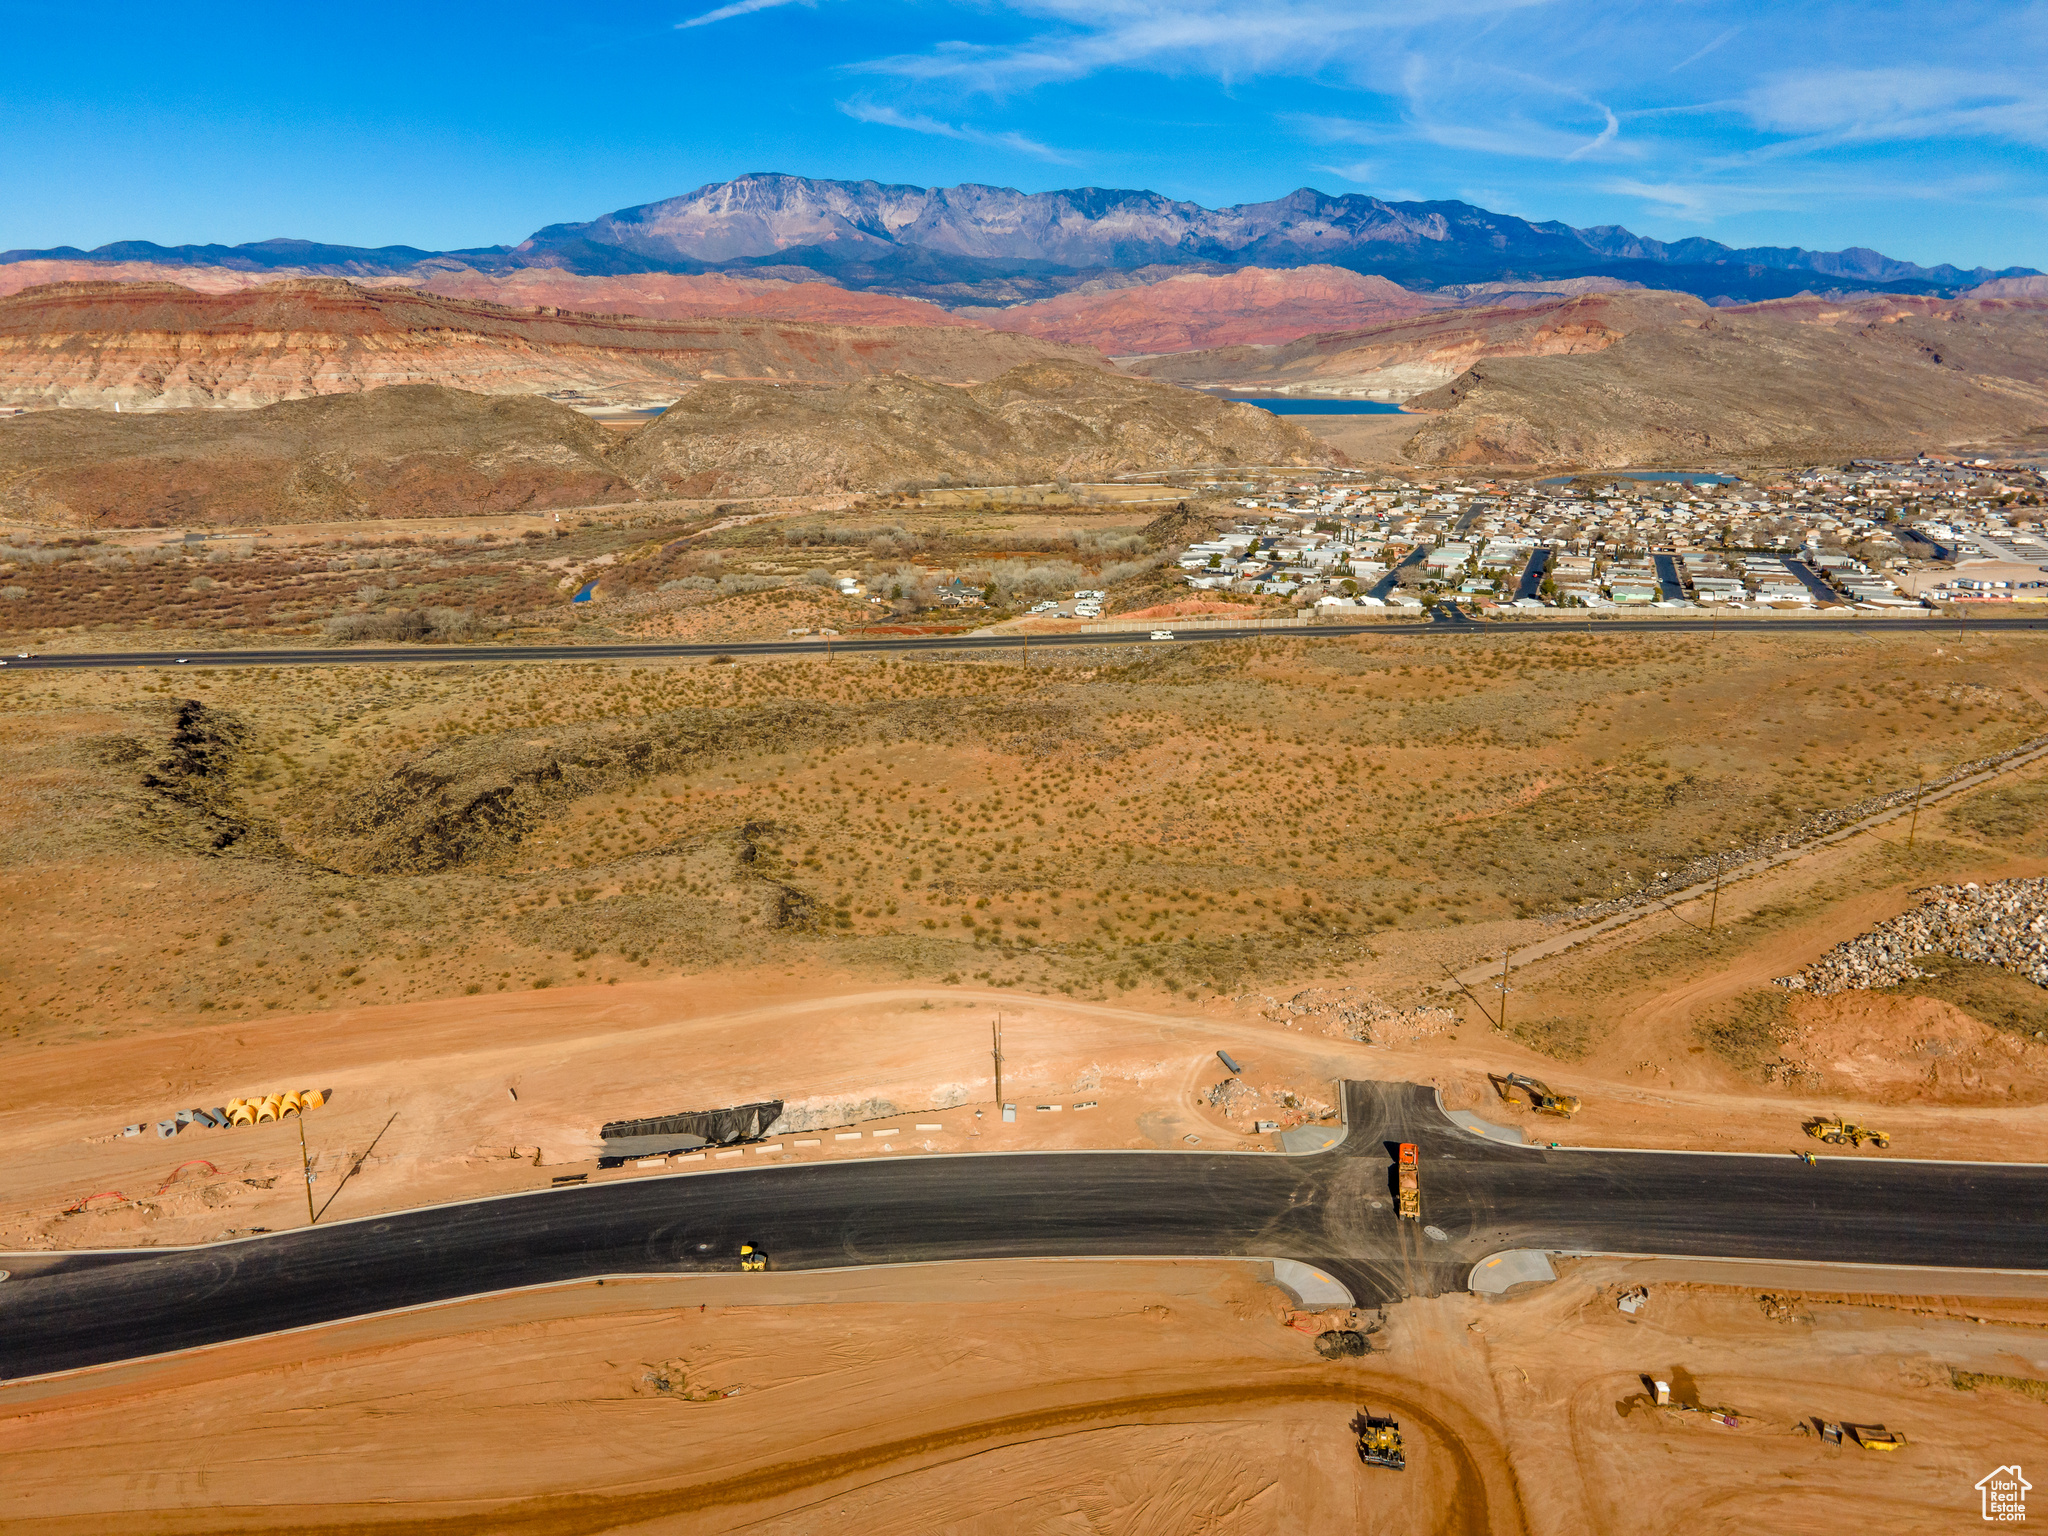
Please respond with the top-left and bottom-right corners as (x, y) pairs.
(1150, 629), (1175, 640)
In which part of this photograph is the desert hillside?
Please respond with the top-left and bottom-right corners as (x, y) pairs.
(613, 359), (1337, 498)
(1125, 289), (1704, 398)
(0, 385), (632, 526)
(959, 266), (1442, 355)
(0, 364), (1334, 523)
(1405, 295), (2048, 466)
(0, 279), (1094, 411)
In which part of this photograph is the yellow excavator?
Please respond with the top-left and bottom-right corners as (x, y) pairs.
(1489, 1073), (1581, 1118)
(1804, 1116), (1890, 1150)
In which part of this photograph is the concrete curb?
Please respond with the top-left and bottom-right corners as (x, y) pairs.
(1469, 1250), (1557, 1294)
(0, 1255), (1331, 1388)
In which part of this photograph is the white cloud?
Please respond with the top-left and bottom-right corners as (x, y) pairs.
(1668, 27), (1739, 74)
(678, 0), (815, 30)
(1745, 67), (2048, 148)
(836, 100), (1079, 163)
(856, 0), (1547, 93)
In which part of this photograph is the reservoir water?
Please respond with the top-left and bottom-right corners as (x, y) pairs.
(1210, 396), (1408, 415)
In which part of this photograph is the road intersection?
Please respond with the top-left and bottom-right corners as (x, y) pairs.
(5, 1082), (2043, 1382)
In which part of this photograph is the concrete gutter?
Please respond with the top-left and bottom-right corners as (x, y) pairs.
(1271, 1258), (1356, 1306)
(1469, 1250), (1557, 1294)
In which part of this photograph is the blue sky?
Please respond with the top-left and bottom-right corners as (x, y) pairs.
(2, 0), (2042, 270)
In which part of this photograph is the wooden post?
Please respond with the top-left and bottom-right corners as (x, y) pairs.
(1907, 769), (1925, 849)
(993, 1013), (1004, 1108)
(1498, 951), (1511, 1033)
(297, 1116), (316, 1226)
(1708, 862), (1723, 935)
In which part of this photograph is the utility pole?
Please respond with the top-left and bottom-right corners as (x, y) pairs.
(1907, 768), (1925, 849)
(1708, 861), (1723, 935)
(992, 1012), (1004, 1108)
(297, 1116), (316, 1226)
(1497, 951), (1511, 1033)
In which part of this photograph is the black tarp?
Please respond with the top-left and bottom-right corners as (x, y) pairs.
(598, 1100), (784, 1164)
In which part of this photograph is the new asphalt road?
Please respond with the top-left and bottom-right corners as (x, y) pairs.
(2, 611), (2044, 673)
(4, 1083), (2044, 1380)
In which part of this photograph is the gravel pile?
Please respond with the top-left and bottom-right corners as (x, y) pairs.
(1775, 877), (2048, 994)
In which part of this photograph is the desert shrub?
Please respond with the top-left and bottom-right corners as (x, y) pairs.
(983, 559), (1090, 602)
(1099, 555), (1169, 585)
(1503, 1014), (1595, 1061)
(718, 574), (784, 595)
(1692, 989), (1791, 1071)
(322, 606), (477, 643)
(1946, 780), (2048, 852)
(658, 577), (717, 593)
(1070, 531), (1146, 557)
(2, 585), (26, 602)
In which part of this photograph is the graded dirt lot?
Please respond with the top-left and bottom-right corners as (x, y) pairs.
(4, 1252), (2043, 1534)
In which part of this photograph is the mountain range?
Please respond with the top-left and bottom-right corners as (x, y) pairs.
(7, 174), (2035, 307)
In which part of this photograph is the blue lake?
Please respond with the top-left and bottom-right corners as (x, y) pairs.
(1212, 396), (1408, 415)
(1539, 470), (1738, 486)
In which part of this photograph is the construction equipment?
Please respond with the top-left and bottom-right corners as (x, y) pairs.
(1396, 1143), (1421, 1220)
(1352, 1408), (1406, 1470)
(1489, 1073), (1581, 1118)
(738, 1244), (767, 1273)
(1804, 1116), (1890, 1150)
(1847, 1423), (1906, 1451)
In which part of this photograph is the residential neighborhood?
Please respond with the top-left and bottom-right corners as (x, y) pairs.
(1159, 453), (2048, 615)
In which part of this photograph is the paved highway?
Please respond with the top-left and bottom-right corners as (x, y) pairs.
(4, 1083), (2044, 1380)
(4, 613), (2044, 673)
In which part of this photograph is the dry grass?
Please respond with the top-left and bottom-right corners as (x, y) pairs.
(3, 627), (2044, 1050)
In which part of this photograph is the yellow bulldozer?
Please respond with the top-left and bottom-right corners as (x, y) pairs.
(1804, 1116), (1890, 1150)
(1489, 1073), (1581, 1118)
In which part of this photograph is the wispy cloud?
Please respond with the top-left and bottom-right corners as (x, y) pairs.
(678, 0), (814, 31)
(854, 0), (1548, 93)
(1744, 67), (2048, 148)
(837, 100), (1079, 163)
(1669, 27), (1739, 74)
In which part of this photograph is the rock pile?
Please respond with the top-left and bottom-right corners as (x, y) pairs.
(1775, 877), (2048, 994)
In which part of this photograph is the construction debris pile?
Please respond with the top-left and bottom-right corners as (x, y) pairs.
(1774, 878), (2048, 994)
(1247, 986), (1457, 1044)
(1205, 1078), (1259, 1117)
